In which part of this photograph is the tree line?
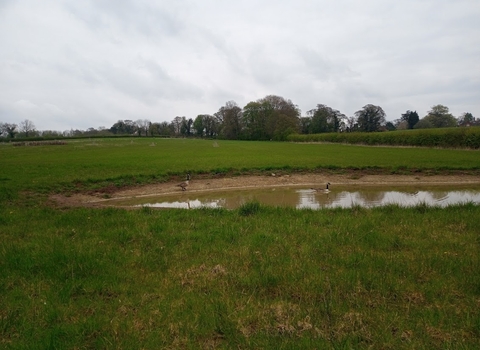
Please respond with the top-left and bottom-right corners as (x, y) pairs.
(1, 95), (477, 140)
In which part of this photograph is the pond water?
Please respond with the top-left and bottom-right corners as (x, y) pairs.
(103, 185), (480, 209)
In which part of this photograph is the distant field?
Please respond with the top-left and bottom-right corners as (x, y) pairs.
(1, 138), (479, 349)
(1, 137), (479, 193)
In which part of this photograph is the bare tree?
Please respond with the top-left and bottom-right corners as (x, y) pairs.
(172, 116), (183, 135)
(345, 116), (358, 132)
(135, 119), (150, 137)
(19, 119), (36, 137)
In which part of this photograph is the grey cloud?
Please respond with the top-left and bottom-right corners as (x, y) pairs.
(96, 58), (202, 105)
(298, 48), (359, 81)
(64, 0), (185, 38)
(1, 0), (479, 130)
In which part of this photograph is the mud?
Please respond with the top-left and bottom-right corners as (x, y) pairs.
(51, 172), (480, 208)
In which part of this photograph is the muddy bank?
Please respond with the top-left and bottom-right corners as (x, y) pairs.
(52, 172), (480, 207)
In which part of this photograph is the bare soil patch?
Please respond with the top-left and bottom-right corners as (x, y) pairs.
(52, 172), (480, 208)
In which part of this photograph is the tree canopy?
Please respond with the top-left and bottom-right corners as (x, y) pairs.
(420, 104), (457, 128)
(254, 95), (300, 140)
(216, 101), (242, 140)
(4, 97), (478, 142)
(401, 110), (419, 129)
(355, 104), (386, 132)
(457, 112), (476, 127)
(110, 120), (137, 135)
(0, 123), (18, 138)
(307, 104), (346, 134)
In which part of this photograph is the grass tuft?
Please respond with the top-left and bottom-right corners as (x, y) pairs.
(238, 200), (262, 216)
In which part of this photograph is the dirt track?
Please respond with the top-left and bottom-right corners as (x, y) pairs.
(52, 172), (480, 207)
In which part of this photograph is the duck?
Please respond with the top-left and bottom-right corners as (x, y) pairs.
(311, 182), (331, 193)
(177, 173), (190, 191)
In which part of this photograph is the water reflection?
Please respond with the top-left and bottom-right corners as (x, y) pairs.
(296, 189), (479, 209)
(104, 185), (480, 210)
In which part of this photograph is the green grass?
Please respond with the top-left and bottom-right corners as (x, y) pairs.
(1, 204), (479, 348)
(1, 138), (479, 349)
(1, 137), (479, 193)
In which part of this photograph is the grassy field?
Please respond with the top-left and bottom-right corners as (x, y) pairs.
(1, 138), (480, 349)
(1, 137), (480, 193)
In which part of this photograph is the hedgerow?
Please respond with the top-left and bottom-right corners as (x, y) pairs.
(287, 127), (480, 149)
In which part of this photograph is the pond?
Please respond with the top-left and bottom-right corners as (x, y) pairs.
(102, 184), (480, 209)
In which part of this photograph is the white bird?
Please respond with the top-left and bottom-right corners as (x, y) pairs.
(177, 173), (190, 191)
(311, 182), (331, 193)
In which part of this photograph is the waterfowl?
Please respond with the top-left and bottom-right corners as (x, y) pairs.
(311, 182), (330, 193)
(177, 173), (190, 191)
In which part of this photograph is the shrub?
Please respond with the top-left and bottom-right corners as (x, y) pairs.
(287, 127), (480, 149)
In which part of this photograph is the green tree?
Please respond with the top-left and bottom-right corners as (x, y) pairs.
(423, 105), (456, 128)
(260, 95), (300, 139)
(193, 115), (205, 137)
(149, 122), (160, 136)
(458, 112), (475, 126)
(307, 104), (345, 133)
(273, 113), (299, 140)
(299, 117), (311, 134)
(216, 101), (242, 140)
(401, 110), (419, 129)
(193, 114), (218, 137)
(203, 115), (219, 138)
(180, 117), (193, 136)
(306, 108), (327, 133)
(159, 122), (174, 136)
(149, 122), (173, 136)
(110, 120), (137, 135)
(385, 122), (396, 131)
(0, 123), (18, 138)
(354, 104), (386, 132)
(41, 130), (64, 138)
(413, 118), (434, 129)
(241, 101), (271, 140)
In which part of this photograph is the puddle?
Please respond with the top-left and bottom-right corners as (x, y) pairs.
(100, 185), (480, 209)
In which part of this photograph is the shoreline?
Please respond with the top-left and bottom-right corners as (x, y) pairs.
(52, 173), (480, 207)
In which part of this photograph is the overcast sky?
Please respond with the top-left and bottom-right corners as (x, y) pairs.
(1, 0), (479, 131)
